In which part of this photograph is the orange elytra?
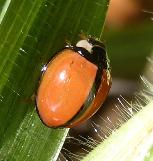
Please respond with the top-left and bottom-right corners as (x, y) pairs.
(36, 38), (111, 128)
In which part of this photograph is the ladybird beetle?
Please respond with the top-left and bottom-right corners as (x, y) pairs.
(36, 38), (111, 128)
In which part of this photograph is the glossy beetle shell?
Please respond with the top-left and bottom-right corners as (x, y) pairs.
(36, 38), (111, 128)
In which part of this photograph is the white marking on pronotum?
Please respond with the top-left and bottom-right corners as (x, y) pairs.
(76, 40), (92, 53)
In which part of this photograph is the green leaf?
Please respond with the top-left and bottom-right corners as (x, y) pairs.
(0, 0), (109, 160)
(82, 100), (153, 161)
